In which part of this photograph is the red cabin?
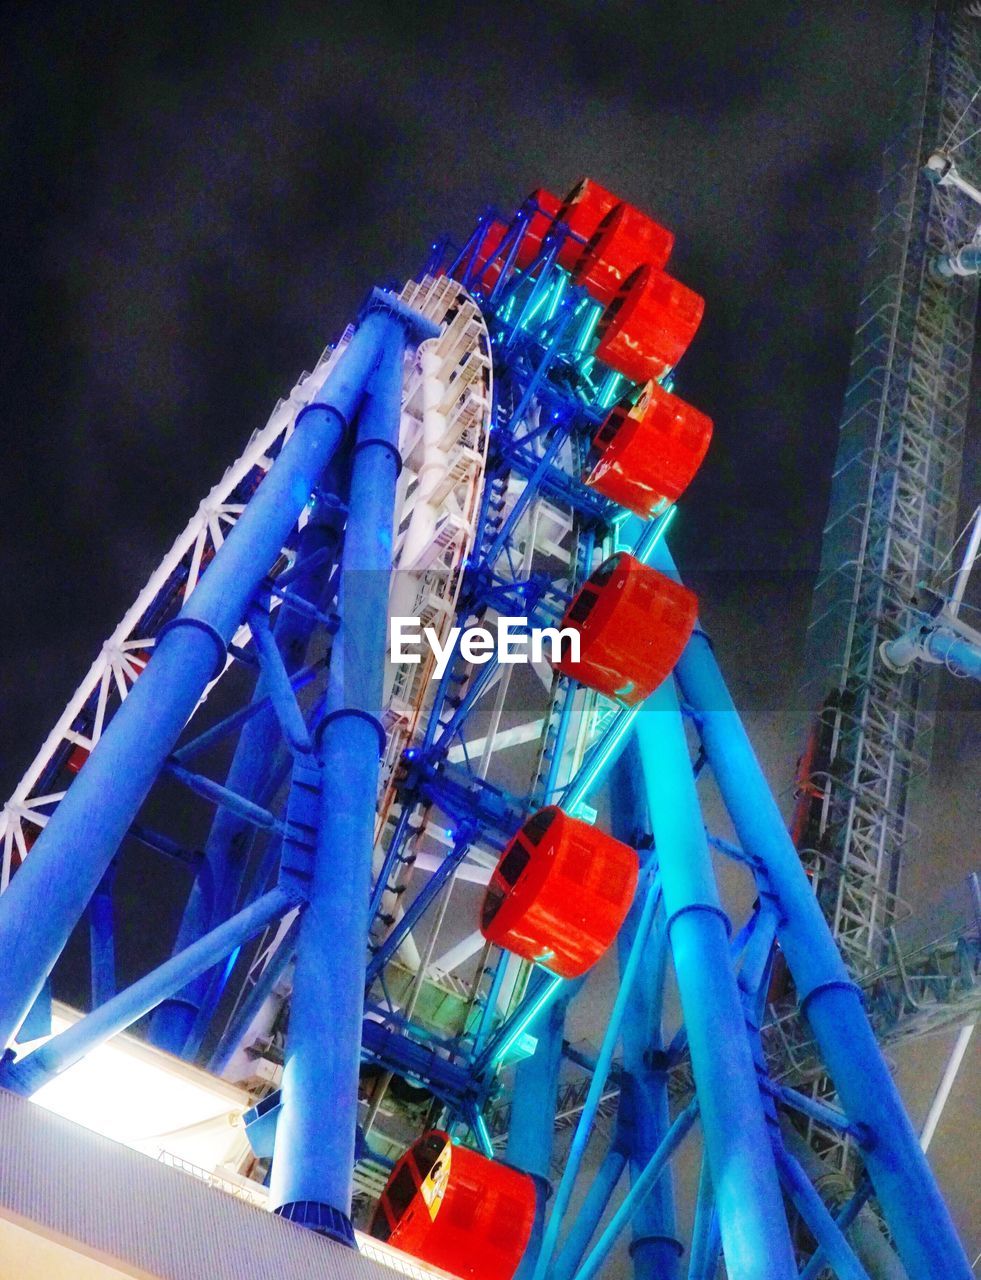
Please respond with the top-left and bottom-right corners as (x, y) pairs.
(594, 265), (705, 384)
(551, 552), (697, 705)
(514, 188), (561, 269)
(573, 203), (675, 305)
(552, 178), (620, 270)
(481, 807), (638, 978)
(586, 381), (713, 516)
(470, 218), (510, 293)
(370, 1131), (536, 1280)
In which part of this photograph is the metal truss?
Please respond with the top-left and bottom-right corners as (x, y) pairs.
(801, 7), (980, 977)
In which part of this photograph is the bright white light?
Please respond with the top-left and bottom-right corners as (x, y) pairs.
(24, 1004), (251, 1173)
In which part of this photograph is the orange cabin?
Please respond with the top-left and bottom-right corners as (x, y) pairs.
(552, 178), (620, 271)
(551, 552), (697, 705)
(573, 203), (675, 305)
(370, 1131), (536, 1280)
(481, 807), (638, 978)
(586, 381), (713, 516)
(514, 188), (561, 269)
(594, 265), (705, 384)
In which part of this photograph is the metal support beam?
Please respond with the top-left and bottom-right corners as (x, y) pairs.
(269, 300), (436, 1245)
(635, 681), (796, 1280)
(0, 309), (391, 1052)
(664, 544), (974, 1278)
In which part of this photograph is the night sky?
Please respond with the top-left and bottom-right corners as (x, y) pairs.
(1, 0), (978, 1262)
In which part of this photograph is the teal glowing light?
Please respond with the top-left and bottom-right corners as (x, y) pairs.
(565, 704), (642, 812)
(575, 303), (603, 356)
(544, 273), (567, 323)
(489, 972), (565, 1068)
(474, 1113), (494, 1158)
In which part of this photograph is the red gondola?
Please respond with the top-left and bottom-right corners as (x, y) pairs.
(573, 203), (675, 305)
(481, 807), (638, 978)
(514, 188), (561, 269)
(594, 265), (705, 384)
(585, 381), (713, 516)
(552, 178), (620, 270)
(370, 1131), (536, 1280)
(551, 552), (697, 705)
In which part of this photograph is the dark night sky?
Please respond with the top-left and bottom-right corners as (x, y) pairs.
(0, 0), (925, 801)
(2, 0), (979, 1263)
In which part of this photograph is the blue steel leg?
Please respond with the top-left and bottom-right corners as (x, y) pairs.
(151, 499), (345, 1055)
(507, 984), (578, 1280)
(664, 595), (974, 1280)
(531, 871), (661, 1280)
(687, 1155), (720, 1280)
(551, 1148), (628, 1280)
(634, 679), (796, 1280)
(269, 303), (433, 1244)
(575, 1101), (699, 1280)
(0, 886), (298, 1094)
(0, 311), (392, 1052)
(89, 863), (117, 1007)
(208, 912), (300, 1076)
(611, 738), (682, 1280)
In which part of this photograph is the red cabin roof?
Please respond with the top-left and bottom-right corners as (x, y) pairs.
(481, 807), (638, 978)
(551, 552), (698, 705)
(594, 265), (705, 384)
(573, 203), (675, 305)
(586, 381), (713, 516)
(552, 178), (620, 271)
(371, 1131), (536, 1280)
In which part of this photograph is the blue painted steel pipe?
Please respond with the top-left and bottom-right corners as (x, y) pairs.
(0, 312), (392, 1053)
(611, 738), (682, 1280)
(550, 1148), (627, 1280)
(152, 502), (344, 1055)
(634, 679), (797, 1280)
(575, 1101), (699, 1280)
(0, 886), (297, 1095)
(660, 564), (974, 1278)
(269, 299), (436, 1244)
(531, 872), (661, 1280)
(507, 984), (577, 1280)
(88, 865), (117, 1008)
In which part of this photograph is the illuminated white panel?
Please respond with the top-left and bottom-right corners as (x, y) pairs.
(23, 1003), (251, 1173)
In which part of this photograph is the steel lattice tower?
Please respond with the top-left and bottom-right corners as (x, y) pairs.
(801, 5), (980, 972)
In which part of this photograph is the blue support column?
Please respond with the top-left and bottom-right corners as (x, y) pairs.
(88, 864), (116, 1008)
(634, 679), (797, 1280)
(0, 886), (297, 1094)
(506, 982), (579, 1280)
(151, 499), (344, 1056)
(611, 738), (682, 1280)
(268, 297), (438, 1245)
(550, 1148), (627, 1280)
(0, 312), (392, 1052)
(664, 594), (974, 1278)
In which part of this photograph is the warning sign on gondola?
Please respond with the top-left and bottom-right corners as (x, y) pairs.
(419, 1139), (451, 1221)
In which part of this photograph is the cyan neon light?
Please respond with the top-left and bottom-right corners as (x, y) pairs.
(633, 504), (677, 563)
(575, 303), (602, 356)
(474, 1113), (494, 1158)
(489, 972), (565, 1068)
(564, 703), (642, 813)
(544, 273), (567, 323)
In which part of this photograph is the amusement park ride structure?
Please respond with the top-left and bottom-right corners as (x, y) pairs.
(0, 7), (978, 1280)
